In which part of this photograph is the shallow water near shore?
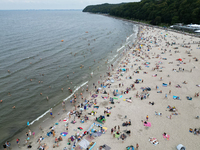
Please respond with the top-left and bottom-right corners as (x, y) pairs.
(0, 10), (138, 144)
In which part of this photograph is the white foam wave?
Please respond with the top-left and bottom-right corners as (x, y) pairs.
(63, 81), (88, 102)
(29, 81), (88, 125)
(108, 54), (118, 64)
(126, 33), (134, 42)
(117, 45), (125, 52)
(30, 109), (51, 125)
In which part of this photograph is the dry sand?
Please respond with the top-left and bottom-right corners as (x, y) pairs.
(11, 25), (200, 150)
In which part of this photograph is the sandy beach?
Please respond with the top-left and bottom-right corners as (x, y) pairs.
(5, 25), (200, 150)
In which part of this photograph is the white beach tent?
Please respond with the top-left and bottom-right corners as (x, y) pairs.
(194, 30), (200, 33)
(177, 144), (185, 150)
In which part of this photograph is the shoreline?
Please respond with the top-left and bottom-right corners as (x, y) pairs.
(4, 20), (139, 149)
(99, 13), (200, 38)
(5, 16), (200, 150)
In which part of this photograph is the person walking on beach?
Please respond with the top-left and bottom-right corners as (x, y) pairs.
(50, 108), (54, 118)
(52, 130), (55, 137)
(136, 143), (139, 150)
(121, 134), (125, 143)
(90, 130), (92, 139)
(16, 138), (20, 147)
(55, 137), (58, 147)
(114, 126), (116, 132)
(32, 131), (35, 138)
(111, 128), (113, 134)
(29, 130), (31, 137)
(118, 125), (120, 132)
(26, 132), (29, 137)
(146, 115), (149, 121)
(62, 101), (65, 111)
(66, 126), (68, 132)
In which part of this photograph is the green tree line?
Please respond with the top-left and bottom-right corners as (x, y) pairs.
(82, 0), (200, 25)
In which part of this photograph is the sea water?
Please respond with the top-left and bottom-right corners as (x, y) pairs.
(0, 10), (138, 144)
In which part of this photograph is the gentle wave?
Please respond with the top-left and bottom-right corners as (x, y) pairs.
(29, 81), (88, 125)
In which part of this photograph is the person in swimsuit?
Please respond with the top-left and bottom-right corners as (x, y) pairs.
(3, 143), (6, 150)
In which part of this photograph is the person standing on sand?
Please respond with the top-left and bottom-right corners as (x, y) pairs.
(114, 126), (116, 132)
(62, 101), (65, 111)
(136, 143), (139, 149)
(118, 125), (120, 132)
(26, 132), (29, 137)
(50, 108), (54, 118)
(52, 130), (55, 137)
(16, 138), (20, 147)
(121, 134), (125, 143)
(90, 130), (92, 139)
(32, 131), (35, 138)
(3, 143), (6, 150)
(146, 115), (149, 121)
(29, 130), (31, 137)
(111, 128), (113, 134)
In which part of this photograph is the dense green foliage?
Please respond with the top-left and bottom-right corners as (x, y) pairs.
(83, 3), (126, 14)
(82, 0), (200, 25)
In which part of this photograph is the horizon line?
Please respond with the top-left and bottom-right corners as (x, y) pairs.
(0, 9), (83, 11)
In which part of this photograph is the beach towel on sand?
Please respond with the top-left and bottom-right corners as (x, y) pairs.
(144, 122), (151, 127)
(173, 95), (180, 100)
(78, 127), (83, 131)
(91, 94), (98, 98)
(163, 134), (170, 140)
(61, 132), (68, 136)
(162, 83), (167, 87)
